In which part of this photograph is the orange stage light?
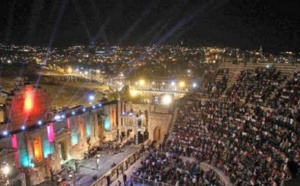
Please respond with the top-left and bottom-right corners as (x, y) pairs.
(24, 91), (34, 112)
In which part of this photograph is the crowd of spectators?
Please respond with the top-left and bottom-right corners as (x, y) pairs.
(132, 145), (223, 186)
(226, 67), (286, 105)
(169, 95), (300, 185)
(131, 65), (300, 185)
(268, 71), (300, 110)
(199, 69), (229, 99)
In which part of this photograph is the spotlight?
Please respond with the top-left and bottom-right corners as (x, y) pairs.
(37, 120), (42, 125)
(21, 125), (26, 130)
(72, 111), (75, 115)
(89, 95), (95, 101)
(2, 131), (8, 136)
(161, 95), (173, 105)
(92, 105), (96, 109)
(82, 108), (86, 112)
(54, 115), (61, 120)
(61, 114), (65, 119)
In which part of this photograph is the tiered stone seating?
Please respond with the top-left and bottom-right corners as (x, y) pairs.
(268, 71), (300, 109)
(169, 97), (299, 185)
(226, 67), (287, 105)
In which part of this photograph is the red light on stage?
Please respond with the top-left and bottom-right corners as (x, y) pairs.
(24, 91), (34, 112)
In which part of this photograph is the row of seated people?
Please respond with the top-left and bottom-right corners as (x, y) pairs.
(170, 98), (300, 186)
(226, 67), (286, 105)
(268, 71), (300, 110)
(132, 147), (224, 186)
(198, 69), (229, 99)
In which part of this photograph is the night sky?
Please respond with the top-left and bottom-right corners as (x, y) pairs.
(0, 0), (299, 52)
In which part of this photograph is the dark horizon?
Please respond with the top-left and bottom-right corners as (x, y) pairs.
(0, 0), (300, 53)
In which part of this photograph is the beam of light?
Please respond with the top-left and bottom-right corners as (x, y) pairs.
(117, 5), (152, 46)
(88, 0), (110, 45)
(156, 0), (228, 45)
(47, 79), (68, 113)
(150, 22), (171, 45)
(134, 0), (224, 66)
(71, 0), (92, 41)
(26, 0), (46, 44)
(136, 0), (184, 44)
(48, 0), (69, 48)
(65, 85), (87, 107)
(93, 22), (110, 46)
(128, 1), (189, 63)
(136, 18), (165, 44)
(34, 0), (69, 98)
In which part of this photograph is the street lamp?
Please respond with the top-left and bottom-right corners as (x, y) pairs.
(2, 164), (9, 176)
(1, 164), (10, 185)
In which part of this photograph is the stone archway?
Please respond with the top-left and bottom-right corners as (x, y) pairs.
(153, 126), (162, 142)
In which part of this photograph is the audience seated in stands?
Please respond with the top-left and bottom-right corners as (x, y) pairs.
(226, 67), (286, 105)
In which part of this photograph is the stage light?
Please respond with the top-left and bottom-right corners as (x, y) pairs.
(37, 120), (42, 125)
(92, 105), (96, 109)
(21, 125), (26, 130)
(161, 95), (173, 105)
(54, 115), (61, 120)
(139, 79), (145, 86)
(130, 89), (138, 97)
(24, 91), (34, 112)
(2, 164), (10, 176)
(72, 111), (75, 115)
(2, 131), (8, 136)
(89, 95), (95, 101)
(179, 81), (185, 87)
(82, 108), (86, 112)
